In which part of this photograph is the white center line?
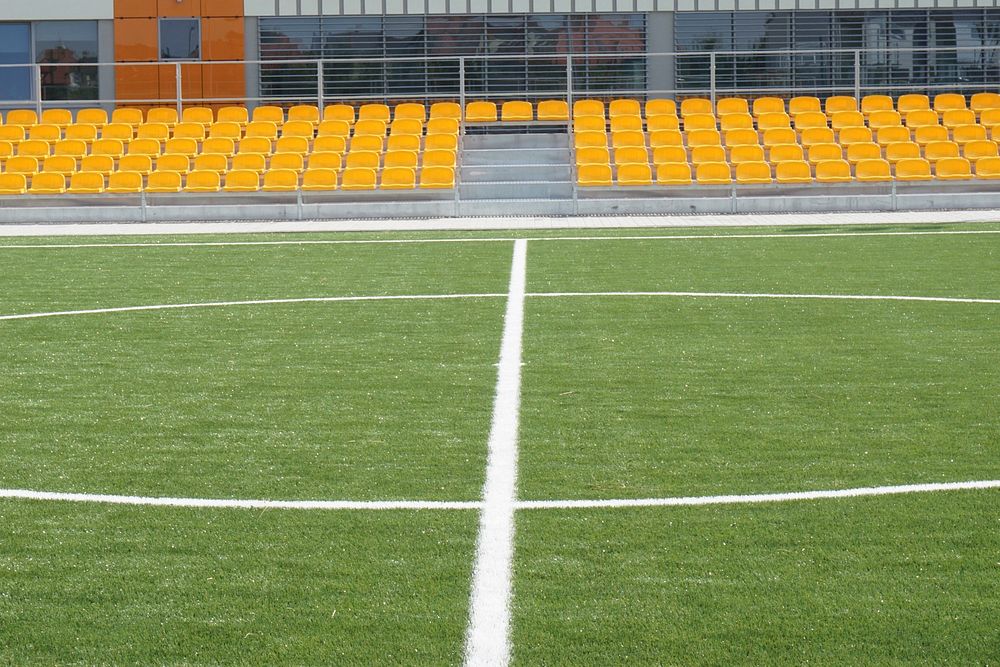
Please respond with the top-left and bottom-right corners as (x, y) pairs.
(464, 239), (527, 667)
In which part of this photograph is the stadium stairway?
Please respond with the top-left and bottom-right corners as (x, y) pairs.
(459, 133), (574, 207)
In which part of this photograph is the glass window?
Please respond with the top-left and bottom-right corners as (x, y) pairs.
(160, 18), (201, 61)
(0, 23), (32, 102)
(35, 21), (98, 101)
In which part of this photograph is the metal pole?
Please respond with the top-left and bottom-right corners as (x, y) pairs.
(459, 57), (466, 137)
(33, 64), (42, 117)
(317, 60), (325, 112)
(709, 52), (716, 106)
(566, 55), (574, 134)
(854, 50), (861, 101)
(175, 62), (183, 115)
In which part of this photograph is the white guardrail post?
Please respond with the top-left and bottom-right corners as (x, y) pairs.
(854, 50), (861, 101)
(33, 64), (43, 117)
(175, 62), (183, 116)
(709, 52), (716, 106)
(317, 60), (325, 112)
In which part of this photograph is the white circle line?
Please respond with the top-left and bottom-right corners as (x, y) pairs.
(529, 291), (1000, 305)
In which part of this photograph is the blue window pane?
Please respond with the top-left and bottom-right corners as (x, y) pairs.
(0, 23), (31, 102)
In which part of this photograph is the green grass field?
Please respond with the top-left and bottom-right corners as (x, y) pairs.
(1, 223), (998, 664)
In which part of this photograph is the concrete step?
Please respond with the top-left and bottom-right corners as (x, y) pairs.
(460, 164), (572, 182)
(459, 181), (573, 200)
(462, 133), (568, 150)
(462, 148), (570, 166)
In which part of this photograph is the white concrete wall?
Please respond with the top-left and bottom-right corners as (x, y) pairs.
(0, 0), (113, 20)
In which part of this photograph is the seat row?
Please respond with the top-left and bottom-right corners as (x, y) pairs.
(0, 165), (456, 195)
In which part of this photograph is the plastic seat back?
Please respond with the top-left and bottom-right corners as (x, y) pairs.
(350, 131), (385, 152)
(752, 97), (785, 116)
(182, 107), (215, 126)
(262, 168), (299, 191)
(106, 171), (143, 193)
(218, 106), (249, 126)
(501, 101), (533, 122)
(895, 158), (932, 181)
(69, 171), (106, 193)
(358, 104), (390, 122)
(301, 167), (338, 191)
(655, 162), (691, 185)
(252, 105), (285, 125)
(775, 160), (812, 183)
(617, 163), (652, 185)
(536, 100), (569, 121)
(577, 163), (612, 186)
(815, 159), (852, 183)
(288, 105), (320, 125)
(935, 156), (971, 180)
(824, 96), (858, 115)
(224, 169), (260, 192)
(716, 97), (749, 116)
(29, 172), (66, 194)
(855, 159), (891, 182)
(146, 171), (183, 193)
(695, 162), (731, 184)
(324, 104), (355, 124)
(379, 166), (416, 190)
(423, 149), (456, 168)
(341, 167), (377, 190)
(608, 99), (641, 117)
(735, 161), (772, 184)
(419, 165), (455, 189)
(393, 102), (426, 123)
(147, 107), (178, 126)
(184, 170), (221, 192)
(428, 102), (460, 120)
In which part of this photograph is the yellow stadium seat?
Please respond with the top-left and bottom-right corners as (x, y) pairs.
(224, 169), (260, 192)
(146, 107), (178, 127)
(895, 158), (932, 181)
(314, 135), (347, 154)
(757, 112), (791, 131)
(651, 145), (686, 166)
(354, 119), (387, 137)
(393, 103), (425, 123)
(218, 106), (249, 127)
(897, 94), (930, 114)
(684, 114), (717, 132)
(171, 122), (204, 141)
(165, 137), (199, 157)
(752, 97), (785, 117)
(789, 96), (821, 115)
(344, 151), (379, 170)
(340, 167), (377, 190)
(389, 118), (422, 136)
(574, 131), (607, 149)
(380, 166), (416, 190)
(238, 136), (272, 155)
(68, 171), (105, 194)
(875, 125), (911, 146)
(696, 162), (731, 185)
(233, 153), (267, 174)
(614, 146), (648, 166)
(730, 144), (765, 164)
(942, 109), (977, 129)
(924, 141), (960, 161)
(146, 171), (182, 193)
(0, 141), (12, 158)
(155, 153), (189, 173)
(577, 147), (610, 165)
(846, 142), (882, 164)
(282, 120), (315, 139)
(6, 109), (38, 126)
(28, 124), (61, 143)
(387, 134), (420, 152)
(111, 108), (143, 128)
(691, 145), (726, 164)
(800, 127), (835, 147)
(66, 123), (98, 144)
(275, 136), (310, 155)
(18, 140), (50, 158)
(42, 155), (77, 175)
(252, 105), (285, 125)
(855, 159), (891, 182)
(610, 115), (643, 133)
(984, 109), (1000, 127)
(428, 102), (461, 120)
(0, 126), (25, 142)
(963, 140), (998, 161)
(935, 156), (971, 180)
(419, 166), (454, 189)
(207, 122), (241, 140)
(975, 156), (1000, 178)
(382, 150), (416, 169)
(735, 161), (771, 184)
(317, 120), (350, 139)
(574, 116), (606, 133)
(426, 118), (459, 136)
(646, 115), (679, 132)
(118, 155), (152, 175)
(861, 95), (894, 116)
(716, 98), (749, 116)
(193, 153), (228, 174)
(867, 110), (902, 130)
(324, 104), (355, 124)
(77, 108), (108, 126)
(81, 155), (114, 174)
(680, 98), (712, 117)
(762, 128), (797, 146)
(971, 93), (1000, 114)
(271, 152), (305, 172)
(724, 129), (759, 148)
(933, 93), (966, 113)
(358, 104), (390, 122)
(106, 171), (143, 194)
(577, 163), (612, 186)
(5, 156), (38, 174)
(649, 130), (683, 148)
(203, 137), (236, 156)
(838, 126), (873, 146)
(573, 99), (605, 119)
(30, 173), (67, 194)
(350, 134), (383, 154)
(825, 96), (858, 115)
(128, 138), (161, 157)
(465, 101), (497, 122)
(608, 99), (641, 118)
(0, 173), (27, 195)
(91, 139), (125, 158)
(185, 170), (221, 192)
(655, 162), (691, 185)
(612, 131), (645, 149)
(54, 139), (87, 158)
(885, 142), (921, 163)
(501, 101), (533, 122)
(241, 120), (278, 139)
(830, 111), (865, 130)
(618, 163), (652, 186)
(101, 123), (134, 143)
(645, 99), (677, 118)
(794, 111), (828, 131)
(720, 114), (753, 131)
(807, 143), (843, 164)
(769, 144), (805, 163)
(262, 168), (299, 191)
(953, 125), (988, 145)
(288, 104), (320, 125)
(686, 129), (721, 147)
(536, 100), (568, 121)
(775, 160), (812, 183)
(423, 149), (456, 169)
(905, 109), (939, 128)
(301, 168), (338, 191)
(182, 107), (215, 126)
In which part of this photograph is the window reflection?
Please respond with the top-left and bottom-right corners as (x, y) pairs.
(0, 23), (32, 103)
(36, 21), (98, 101)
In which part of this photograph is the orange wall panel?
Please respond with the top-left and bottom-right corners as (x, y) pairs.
(158, 0), (201, 17)
(203, 64), (245, 101)
(115, 18), (158, 62)
(202, 18), (244, 61)
(115, 0), (156, 18)
(117, 64), (160, 104)
(202, 0), (244, 17)
(159, 63), (203, 102)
